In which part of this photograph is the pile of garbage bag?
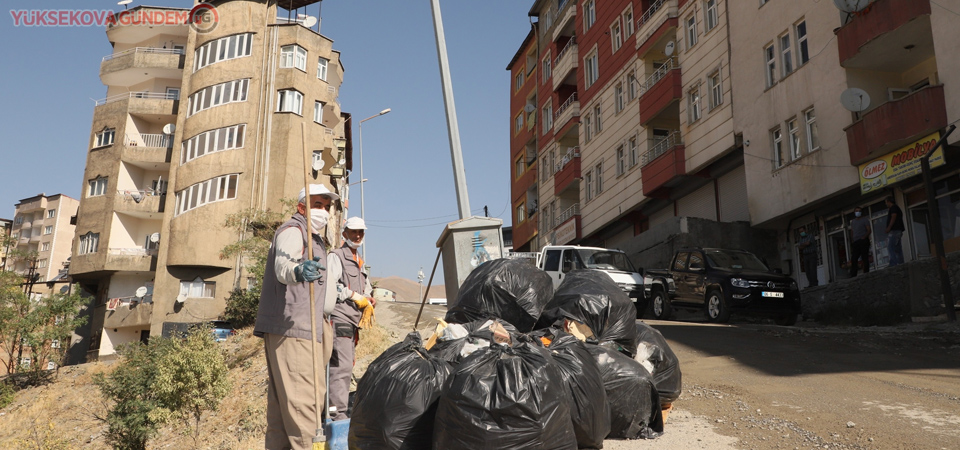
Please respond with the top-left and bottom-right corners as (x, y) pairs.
(351, 263), (682, 449)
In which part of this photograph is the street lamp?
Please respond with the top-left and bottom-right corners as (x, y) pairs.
(357, 108), (391, 261)
(418, 267), (425, 302)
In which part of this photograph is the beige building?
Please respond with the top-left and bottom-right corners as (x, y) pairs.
(0, 218), (11, 270)
(70, 0), (350, 360)
(8, 194), (79, 297)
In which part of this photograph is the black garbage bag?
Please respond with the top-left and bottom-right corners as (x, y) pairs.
(350, 333), (452, 450)
(635, 322), (682, 404)
(538, 270), (640, 357)
(444, 258), (554, 332)
(428, 318), (520, 365)
(529, 328), (610, 449)
(586, 343), (663, 440)
(434, 336), (576, 450)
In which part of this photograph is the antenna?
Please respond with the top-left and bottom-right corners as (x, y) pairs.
(176, 293), (187, 304)
(524, 104), (536, 113)
(302, 15), (318, 28)
(149, 232), (161, 243)
(118, 0), (133, 8)
(664, 41), (676, 57)
(840, 88), (871, 112)
(135, 286), (148, 298)
(832, 0), (869, 13)
(162, 123), (175, 135)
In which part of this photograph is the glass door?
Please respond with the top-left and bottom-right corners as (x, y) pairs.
(868, 201), (889, 269)
(824, 216), (848, 282)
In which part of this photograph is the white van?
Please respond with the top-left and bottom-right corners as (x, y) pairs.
(536, 245), (645, 305)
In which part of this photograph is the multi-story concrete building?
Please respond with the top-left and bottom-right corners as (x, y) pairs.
(8, 194), (79, 297)
(70, 0), (350, 360)
(0, 218), (11, 270)
(507, 30), (540, 252)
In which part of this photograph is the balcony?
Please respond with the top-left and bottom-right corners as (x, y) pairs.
(94, 92), (179, 117)
(636, 0), (679, 55)
(553, 37), (578, 91)
(844, 85), (947, 165)
(122, 133), (173, 167)
(552, 2), (577, 42)
(104, 299), (153, 329)
(115, 190), (165, 216)
(100, 47), (184, 87)
(554, 147), (581, 195)
(638, 59), (682, 124)
(641, 132), (686, 197)
(837, 0), (933, 70)
(513, 213), (538, 250)
(16, 198), (46, 212)
(105, 248), (158, 272)
(554, 93), (580, 133)
(553, 204), (581, 245)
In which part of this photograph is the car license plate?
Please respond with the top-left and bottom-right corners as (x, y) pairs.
(762, 291), (784, 298)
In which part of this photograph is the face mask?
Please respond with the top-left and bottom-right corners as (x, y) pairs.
(345, 238), (364, 249)
(855, 211), (862, 218)
(800, 232), (807, 237)
(310, 209), (330, 231)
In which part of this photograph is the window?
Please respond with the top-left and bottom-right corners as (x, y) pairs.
(175, 174), (240, 216)
(314, 101), (325, 124)
(615, 83), (624, 113)
(78, 232), (99, 255)
(194, 33), (253, 72)
(280, 45), (307, 71)
(584, 114), (592, 142)
(623, 7), (634, 36)
(584, 0), (596, 30)
(516, 203), (526, 224)
(708, 70), (722, 109)
(788, 118), (801, 160)
(317, 57), (329, 81)
(515, 113), (523, 134)
(181, 124), (246, 164)
(780, 33), (793, 76)
(585, 170), (593, 201)
(628, 136), (639, 167)
(686, 15), (698, 48)
(47, 209), (55, 219)
(764, 44), (776, 87)
(542, 102), (553, 135)
(277, 89), (303, 114)
(772, 127), (785, 168)
(515, 72), (524, 91)
(584, 52), (598, 88)
(88, 177), (108, 197)
(542, 55), (552, 83)
(796, 21), (809, 66)
(616, 145), (626, 176)
(595, 162), (604, 194)
(515, 156), (524, 179)
(180, 277), (215, 298)
(94, 128), (115, 148)
(805, 108), (820, 151)
(688, 85), (702, 123)
(611, 19), (623, 52)
(627, 71), (638, 101)
(14, 216), (22, 225)
(705, 0), (718, 31)
(188, 79), (250, 116)
(541, 156), (549, 182)
(41, 242), (50, 252)
(594, 104), (602, 133)
(43, 225), (52, 235)
(37, 259), (47, 269)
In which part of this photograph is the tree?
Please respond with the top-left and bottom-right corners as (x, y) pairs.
(94, 339), (170, 450)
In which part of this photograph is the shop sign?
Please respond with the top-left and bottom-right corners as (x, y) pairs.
(555, 218), (578, 244)
(859, 132), (944, 194)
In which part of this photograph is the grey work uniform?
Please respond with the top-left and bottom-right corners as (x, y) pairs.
(328, 246), (368, 421)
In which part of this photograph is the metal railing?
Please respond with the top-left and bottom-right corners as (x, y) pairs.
(554, 147), (581, 174)
(640, 131), (682, 167)
(94, 91), (179, 106)
(638, 0), (667, 28)
(554, 36), (577, 66)
(555, 203), (581, 226)
(554, 92), (578, 120)
(638, 58), (676, 97)
(102, 47), (183, 62)
(133, 133), (173, 148)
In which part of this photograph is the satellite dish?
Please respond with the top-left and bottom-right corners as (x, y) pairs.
(302, 16), (318, 28)
(833, 0), (869, 13)
(524, 104), (536, 113)
(176, 293), (187, 304)
(162, 123), (175, 135)
(149, 232), (161, 243)
(664, 41), (676, 57)
(312, 158), (325, 171)
(135, 286), (148, 298)
(338, 158), (346, 166)
(118, 0), (133, 5)
(840, 88), (871, 112)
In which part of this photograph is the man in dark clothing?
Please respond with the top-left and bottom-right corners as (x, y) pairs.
(885, 196), (906, 266)
(797, 225), (818, 287)
(849, 206), (872, 277)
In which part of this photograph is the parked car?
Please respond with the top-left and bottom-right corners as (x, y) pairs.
(210, 321), (235, 342)
(645, 248), (801, 325)
(533, 245), (646, 315)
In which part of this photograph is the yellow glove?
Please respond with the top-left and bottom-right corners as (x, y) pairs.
(353, 294), (371, 309)
(358, 304), (375, 329)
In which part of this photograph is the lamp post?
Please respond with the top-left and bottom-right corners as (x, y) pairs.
(418, 267), (425, 302)
(357, 108), (391, 262)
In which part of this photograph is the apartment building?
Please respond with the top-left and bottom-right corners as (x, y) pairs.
(729, 0), (960, 286)
(70, 0), (350, 360)
(0, 218), (10, 270)
(507, 30), (540, 252)
(8, 194), (79, 297)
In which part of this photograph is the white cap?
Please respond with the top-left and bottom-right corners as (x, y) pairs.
(343, 217), (367, 230)
(298, 184), (340, 204)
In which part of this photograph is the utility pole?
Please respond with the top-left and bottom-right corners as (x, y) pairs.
(920, 124), (956, 322)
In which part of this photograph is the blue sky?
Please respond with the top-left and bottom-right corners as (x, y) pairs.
(0, 0), (533, 282)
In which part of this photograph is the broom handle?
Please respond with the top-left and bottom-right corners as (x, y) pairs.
(301, 123), (325, 441)
(414, 247), (443, 330)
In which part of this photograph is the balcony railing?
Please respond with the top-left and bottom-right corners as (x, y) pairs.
(638, 0), (667, 28)
(555, 36), (577, 66)
(638, 58), (676, 97)
(117, 188), (165, 200)
(126, 133), (173, 148)
(94, 91), (179, 106)
(102, 47), (183, 62)
(556, 203), (581, 226)
(641, 131), (682, 167)
(554, 93), (579, 120)
(108, 248), (159, 257)
(555, 147), (580, 174)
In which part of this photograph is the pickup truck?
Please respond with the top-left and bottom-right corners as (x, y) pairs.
(533, 245), (646, 315)
(645, 248), (801, 325)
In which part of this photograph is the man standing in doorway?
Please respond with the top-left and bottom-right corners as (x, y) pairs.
(849, 206), (872, 277)
(327, 217), (375, 421)
(885, 196), (906, 266)
(797, 225), (818, 287)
